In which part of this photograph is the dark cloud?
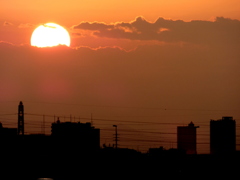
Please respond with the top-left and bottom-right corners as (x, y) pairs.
(72, 21), (114, 31)
(72, 16), (240, 45)
(71, 32), (83, 38)
(3, 21), (13, 26)
(18, 23), (34, 28)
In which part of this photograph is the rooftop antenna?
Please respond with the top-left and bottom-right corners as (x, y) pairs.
(43, 114), (45, 135)
(57, 117), (60, 123)
(91, 113), (93, 125)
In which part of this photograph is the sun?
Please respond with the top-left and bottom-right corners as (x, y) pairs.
(31, 23), (71, 47)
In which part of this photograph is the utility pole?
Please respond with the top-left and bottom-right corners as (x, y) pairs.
(113, 125), (118, 149)
(91, 113), (93, 126)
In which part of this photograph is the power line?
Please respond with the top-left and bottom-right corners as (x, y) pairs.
(1, 111), (239, 153)
(20, 101), (240, 112)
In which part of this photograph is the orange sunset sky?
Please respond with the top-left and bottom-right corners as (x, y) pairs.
(1, 0), (240, 153)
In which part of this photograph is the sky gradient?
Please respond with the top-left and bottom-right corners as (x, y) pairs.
(1, 0), (240, 153)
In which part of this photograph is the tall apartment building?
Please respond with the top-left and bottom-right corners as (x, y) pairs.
(210, 116), (236, 154)
(177, 122), (199, 154)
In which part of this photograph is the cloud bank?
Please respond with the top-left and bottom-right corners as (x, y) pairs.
(72, 17), (240, 45)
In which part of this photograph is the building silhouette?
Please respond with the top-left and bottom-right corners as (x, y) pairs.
(0, 122), (17, 137)
(51, 119), (100, 152)
(177, 122), (199, 154)
(210, 116), (236, 154)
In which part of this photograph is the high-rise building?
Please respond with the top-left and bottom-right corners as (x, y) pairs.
(177, 122), (199, 154)
(210, 116), (236, 154)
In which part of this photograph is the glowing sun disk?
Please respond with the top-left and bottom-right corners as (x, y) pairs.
(31, 23), (70, 47)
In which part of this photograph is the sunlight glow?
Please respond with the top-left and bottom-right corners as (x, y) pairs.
(31, 23), (70, 47)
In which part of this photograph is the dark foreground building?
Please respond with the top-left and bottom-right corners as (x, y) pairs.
(51, 119), (100, 152)
(210, 116), (236, 154)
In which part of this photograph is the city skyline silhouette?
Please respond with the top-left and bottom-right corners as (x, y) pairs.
(0, 101), (238, 154)
(1, 1), (240, 179)
(0, 101), (239, 179)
